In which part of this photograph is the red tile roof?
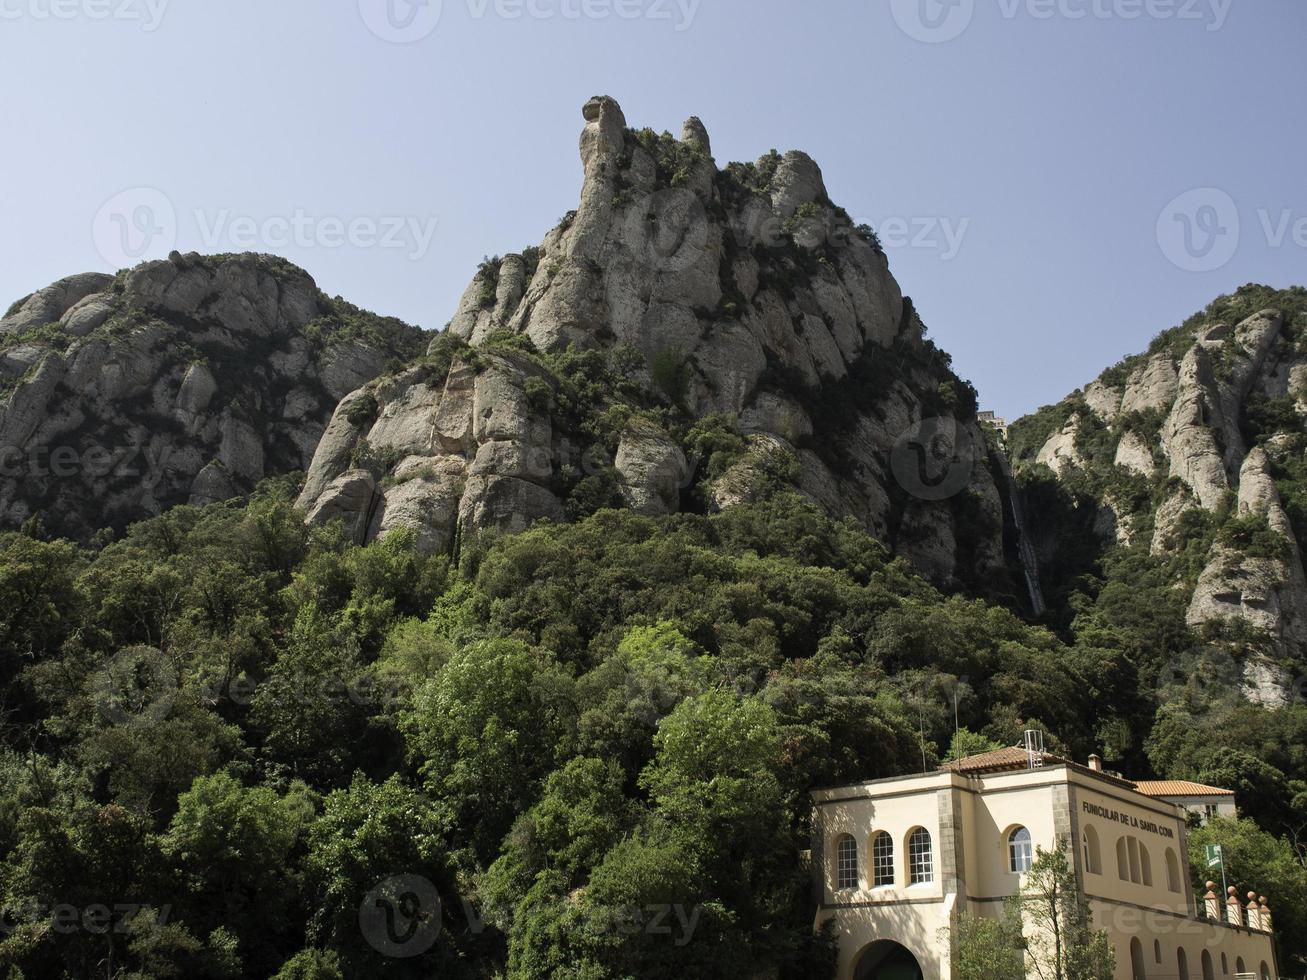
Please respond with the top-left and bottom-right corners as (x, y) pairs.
(942, 749), (1236, 798)
(942, 746), (1135, 787)
(1133, 780), (1235, 798)
(942, 746), (1054, 773)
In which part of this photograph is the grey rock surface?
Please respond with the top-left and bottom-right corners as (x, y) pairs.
(1019, 294), (1307, 699)
(294, 98), (1008, 589)
(0, 253), (423, 538)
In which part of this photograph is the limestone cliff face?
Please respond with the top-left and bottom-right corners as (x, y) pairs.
(1011, 287), (1307, 692)
(296, 97), (1010, 590)
(0, 252), (424, 539)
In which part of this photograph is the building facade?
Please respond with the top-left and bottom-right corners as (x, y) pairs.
(811, 747), (1279, 980)
(1133, 780), (1238, 826)
(977, 411), (1009, 438)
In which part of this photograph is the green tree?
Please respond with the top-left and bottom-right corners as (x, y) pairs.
(638, 692), (799, 969)
(161, 773), (315, 973)
(951, 904), (1026, 980)
(1188, 817), (1307, 972)
(406, 638), (576, 863)
(303, 775), (461, 977)
(249, 607), (380, 786)
(946, 728), (1002, 763)
(0, 534), (84, 709)
(574, 622), (710, 774)
(1, 799), (165, 978)
(1020, 844), (1115, 980)
(272, 948), (346, 980)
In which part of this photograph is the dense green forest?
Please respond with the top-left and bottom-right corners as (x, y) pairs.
(3, 474), (1307, 977)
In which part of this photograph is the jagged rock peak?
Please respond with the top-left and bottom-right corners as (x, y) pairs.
(298, 97), (1010, 597)
(681, 115), (711, 154)
(580, 94), (628, 170)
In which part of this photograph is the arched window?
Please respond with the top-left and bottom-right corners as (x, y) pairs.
(1117, 835), (1154, 884)
(1166, 849), (1182, 893)
(1178, 948), (1190, 980)
(1130, 937), (1147, 980)
(1221, 954), (1228, 975)
(1236, 958), (1245, 976)
(871, 831), (894, 887)
(1260, 962), (1271, 980)
(835, 835), (858, 891)
(907, 827), (934, 885)
(1201, 950), (1215, 980)
(1155, 941), (1163, 964)
(1082, 826), (1101, 875)
(1009, 826), (1033, 873)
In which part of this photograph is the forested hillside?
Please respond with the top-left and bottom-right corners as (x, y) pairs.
(4, 473), (1307, 976)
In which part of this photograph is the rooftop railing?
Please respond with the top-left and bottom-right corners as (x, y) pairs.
(1196, 882), (1273, 933)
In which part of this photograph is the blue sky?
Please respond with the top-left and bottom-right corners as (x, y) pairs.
(2, 0), (1304, 419)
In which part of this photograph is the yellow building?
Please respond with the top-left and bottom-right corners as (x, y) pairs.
(811, 744), (1280, 980)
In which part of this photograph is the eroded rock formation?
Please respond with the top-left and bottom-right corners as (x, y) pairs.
(0, 252), (424, 538)
(295, 97), (1009, 590)
(1015, 288), (1307, 696)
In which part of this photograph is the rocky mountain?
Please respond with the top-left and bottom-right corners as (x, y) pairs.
(6, 98), (1307, 980)
(0, 253), (425, 539)
(295, 96), (1016, 594)
(1009, 285), (1307, 701)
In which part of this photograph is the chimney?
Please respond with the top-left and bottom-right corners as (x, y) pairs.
(1088, 754), (1103, 772)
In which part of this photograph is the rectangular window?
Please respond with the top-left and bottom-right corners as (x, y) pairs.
(1009, 831), (1033, 873)
(872, 833), (894, 887)
(836, 837), (858, 891)
(908, 829), (934, 885)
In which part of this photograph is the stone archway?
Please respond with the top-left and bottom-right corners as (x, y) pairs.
(854, 939), (924, 980)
